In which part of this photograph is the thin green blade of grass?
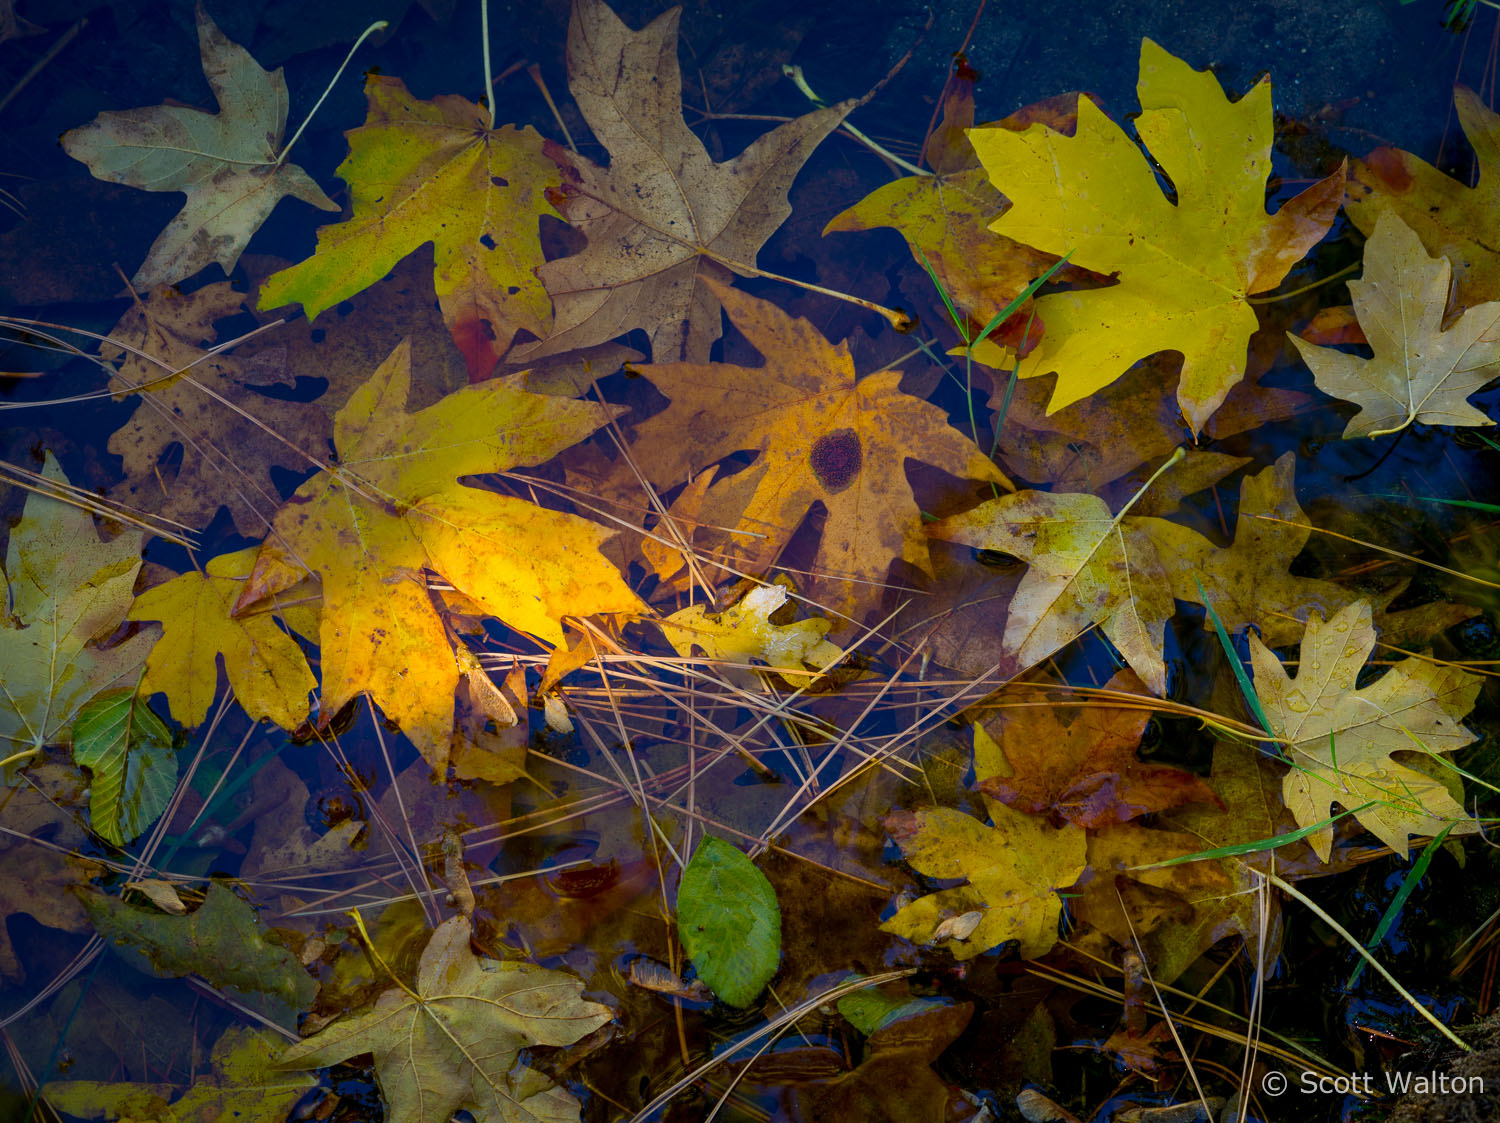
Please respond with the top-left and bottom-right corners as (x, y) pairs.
(1127, 801), (1376, 871)
(1195, 576), (1274, 738)
(1345, 823), (1454, 991)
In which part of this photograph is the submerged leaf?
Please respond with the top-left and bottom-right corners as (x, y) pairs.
(677, 836), (781, 1007)
(82, 882), (318, 1017)
(43, 1026), (315, 1123)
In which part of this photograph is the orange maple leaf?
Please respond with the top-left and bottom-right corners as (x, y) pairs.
(630, 278), (1010, 617)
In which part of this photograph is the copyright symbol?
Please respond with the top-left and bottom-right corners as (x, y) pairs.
(1262, 1071), (1288, 1096)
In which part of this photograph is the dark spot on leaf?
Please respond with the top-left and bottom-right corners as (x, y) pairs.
(808, 428), (861, 493)
(480, 233), (496, 250)
(491, 176), (509, 188)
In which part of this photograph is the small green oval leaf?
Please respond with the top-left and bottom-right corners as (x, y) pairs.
(676, 836), (780, 1007)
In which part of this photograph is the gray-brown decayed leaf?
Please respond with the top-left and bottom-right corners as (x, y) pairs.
(1289, 210), (1500, 437)
(102, 283), (357, 538)
(278, 916), (613, 1123)
(517, 0), (852, 364)
(60, 3), (337, 287)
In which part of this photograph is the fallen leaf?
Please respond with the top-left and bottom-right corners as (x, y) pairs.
(927, 486), (1175, 693)
(128, 546), (315, 729)
(82, 881), (318, 1019)
(1251, 600), (1482, 860)
(632, 278), (1009, 617)
(1290, 210), (1500, 437)
(43, 1026), (315, 1123)
(103, 283), (355, 538)
(659, 582), (843, 688)
(71, 688), (177, 847)
(233, 339), (644, 769)
(516, 0), (851, 364)
(677, 836), (781, 1007)
(0, 453), (153, 761)
(259, 76), (561, 380)
(1138, 452), (1358, 647)
(278, 915), (613, 1123)
(0, 761), (102, 982)
(881, 804), (1086, 960)
(59, 3), (337, 287)
(824, 86), (1084, 349)
(974, 672), (1220, 827)
(971, 39), (1342, 431)
(1346, 85), (1500, 307)
(929, 453), (1362, 692)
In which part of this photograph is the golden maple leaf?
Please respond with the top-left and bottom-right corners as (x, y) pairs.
(515, 0), (851, 365)
(630, 277), (1010, 618)
(258, 75), (561, 380)
(1290, 211), (1500, 437)
(970, 39), (1343, 433)
(234, 340), (644, 769)
(1346, 86), (1500, 307)
(1251, 601), (1481, 861)
(882, 803), (1086, 961)
(128, 546), (317, 730)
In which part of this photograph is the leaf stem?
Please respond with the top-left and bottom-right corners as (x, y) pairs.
(279, 20), (389, 167)
(348, 907), (423, 1002)
(481, 0), (496, 130)
(782, 65), (928, 176)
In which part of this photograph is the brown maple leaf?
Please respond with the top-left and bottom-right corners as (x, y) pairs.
(630, 278), (1009, 617)
(515, 0), (852, 364)
(974, 672), (1220, 828)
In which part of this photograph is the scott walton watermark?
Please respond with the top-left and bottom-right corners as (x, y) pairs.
(1259, 1069), (1486, 1097)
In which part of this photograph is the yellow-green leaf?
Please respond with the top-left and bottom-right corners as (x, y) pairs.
(259, 75), (559, 379)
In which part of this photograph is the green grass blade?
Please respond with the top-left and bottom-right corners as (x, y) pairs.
(1128, 801), (1376, 871)
(1344, 823), (1454, 991)
(1195, 576), (1274, 738)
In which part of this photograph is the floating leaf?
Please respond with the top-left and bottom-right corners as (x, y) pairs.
(677, 836), (781, 1007)
(59, 3), (337, 287)
(1251, 601), (1482, 860)
(71, 688), (176, 847)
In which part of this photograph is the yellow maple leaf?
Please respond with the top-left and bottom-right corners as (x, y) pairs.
(1290, 210), (1500, 437)
(1251, 601), (1481, 861)
(259, 75), (560, 379)
(881, 804), (1086, 961)
(631, 277), (1009, 618)
(234, 340), (644, 769)
(969, 39), (1342, 433)
(659, 582), (843, 688)
(128, 546), (316, 730)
